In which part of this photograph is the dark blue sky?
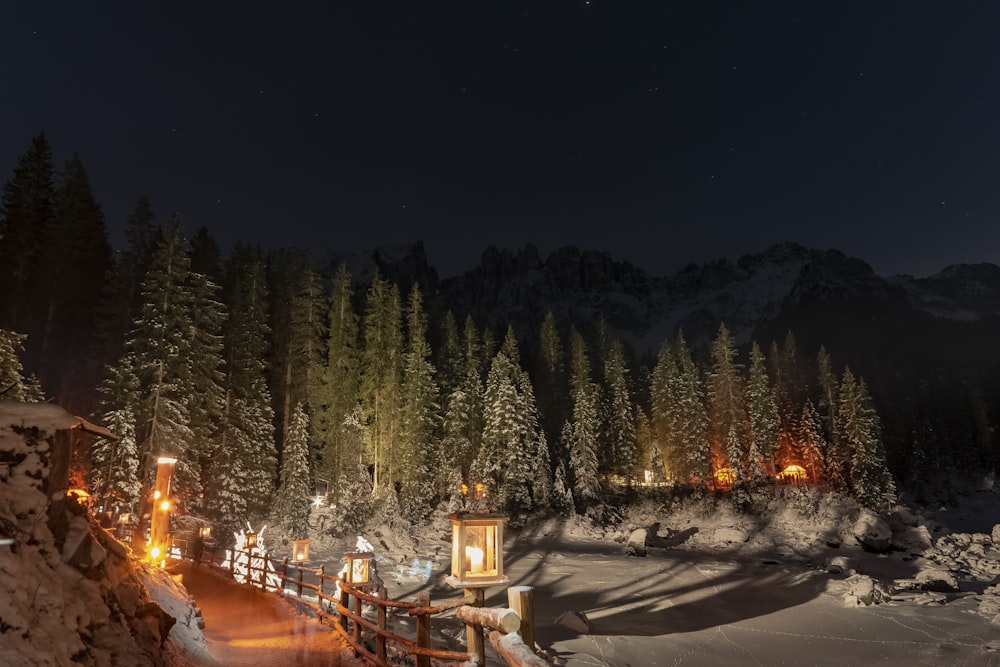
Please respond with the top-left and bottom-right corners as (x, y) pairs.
(3, 1), (999, 278)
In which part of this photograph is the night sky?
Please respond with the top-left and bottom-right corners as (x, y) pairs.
(3, 2), (999, 278)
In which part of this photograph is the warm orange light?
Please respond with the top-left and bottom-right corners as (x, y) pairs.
(150, 546), (161, 559)
(779, 464), (808, 483)
(160, 500), (170, 511)
(713, 467), (736, 488)
(473, 483), (487, 500)
(153, 490), (161, 499)
(460, 483), (469, 496)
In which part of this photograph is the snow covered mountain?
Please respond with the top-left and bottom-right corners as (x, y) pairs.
(310, 239), (1000, 372)
(421, 241), (997, 358)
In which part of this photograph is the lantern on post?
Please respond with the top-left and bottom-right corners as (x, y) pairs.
(245, 531), (259, 551)
(148, 456), (177, 564)
(344, 551), (374, 587)
(446, 511), (508, 588)
(446, 511), (508, 665)
(293, 539), (311, 563)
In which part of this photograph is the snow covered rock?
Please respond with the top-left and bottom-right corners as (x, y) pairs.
(852, 510), (893, 552)
(826, 555), (854, 575)
(626, 529), (647, 557)
(837, 574), (891, 606)
(915, 568), (960, 593)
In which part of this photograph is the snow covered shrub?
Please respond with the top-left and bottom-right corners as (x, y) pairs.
(783, 484), (823, 518)
(320, 465), (374, 538)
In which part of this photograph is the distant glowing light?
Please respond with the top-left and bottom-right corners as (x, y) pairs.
(160, 500), (170, 511)
(150, 546), (161, 559)
(313, 496), (324, 507)
(153, 490), (161, 499)
(157, 457), (177, 465)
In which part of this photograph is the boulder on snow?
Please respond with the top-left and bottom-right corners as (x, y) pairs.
(826, 555), (854, 575)
(841, 574), (890, 606)
(852, 510), (893, 552)
(626, 529), (647, 557)
(555, 610), (592, 634)
(915, 568), (960, 593)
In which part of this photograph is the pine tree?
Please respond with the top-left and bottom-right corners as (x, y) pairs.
(828, 368), (859, 491)
(314, 264), (362, 487)
(186, 270), (227, 468)
(268, 250), (326, 465)
(603, 338), (638, 485)
(440, 316), (484, 486)
(398, 284), (441, 521)
(207, 244), (277, 531)
(839, 372), (897, 509)
(675, 333), (711, 485)
(797, 400), (827, 484)
(0, 133), (54, 333)
(274, 402), (312, 538)
(95, 197), (159, 370)
(816, 345), (839, 454)
(473, 326), (549, 517)
(360, 275), (403, 494)
(564, 328), (601, 507)
(90, 357), (142, 513)
(126, 217), (200, 504)
(535, 310), (568, 450)
(0, 329), (43, 401)
(745, 341), (779, 475)
(435, 310), (463, 399)
(34, 153), (113, 412)
(708, 324), (745, 479)
(650, 340), (680, 481)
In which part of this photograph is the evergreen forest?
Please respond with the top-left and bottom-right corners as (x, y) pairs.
(0, 134), (984, 544)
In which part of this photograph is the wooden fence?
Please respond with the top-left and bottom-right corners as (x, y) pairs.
(193, 545), (546, 667)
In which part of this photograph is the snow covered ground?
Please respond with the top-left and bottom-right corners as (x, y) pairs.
(287, 486), (1000, 666)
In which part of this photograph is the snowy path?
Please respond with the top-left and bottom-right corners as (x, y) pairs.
(172, 560), (362, 667)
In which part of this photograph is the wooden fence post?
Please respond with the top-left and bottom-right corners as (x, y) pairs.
(318, 565), (325, 621)
(339, 581), (351, 635)
(353, 587), (363, 647)
(376, 602), (387, 661)
(466, 588), (485, 665)
(297, 566), (304, 599)
(416, 592), (431, 667)
(282, 557), (289, 595)
(507, 585), (536, 650)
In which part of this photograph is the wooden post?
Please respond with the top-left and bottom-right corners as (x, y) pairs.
(507, 585), (536, 650)
(465, 588), (486, 665)
(339, 581), (351, 635)
(318, 565), (325, 621)
(416, 592), (431, 667)
(376, 603), (387, 661)
(353, 587), (363, 647)
(297, 565), (304, 598)
(282, 557), (289, 596)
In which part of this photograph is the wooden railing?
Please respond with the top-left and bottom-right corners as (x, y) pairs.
(193, 545), (544, 666)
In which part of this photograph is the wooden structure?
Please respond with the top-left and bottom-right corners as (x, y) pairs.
(202, 544), (543, 666)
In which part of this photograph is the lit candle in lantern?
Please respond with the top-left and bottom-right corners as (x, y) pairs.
(466, 546), (485, 574)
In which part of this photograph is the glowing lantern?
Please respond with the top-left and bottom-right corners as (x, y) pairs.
(446, 512), (508, 588)
(780, 464), (808, 484)
(344, 552), (374, 586)
(293, 539), (311, 562)
(245, 531), (259, 550)
(198, 525), (211, 539)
